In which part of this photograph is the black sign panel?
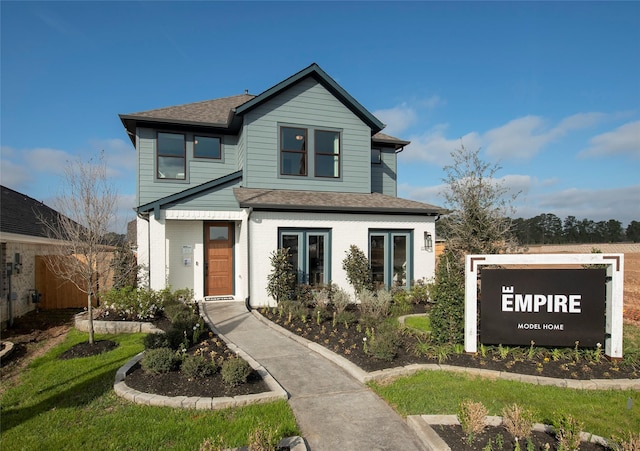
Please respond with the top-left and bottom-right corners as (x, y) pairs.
(480, 269), (606, 347)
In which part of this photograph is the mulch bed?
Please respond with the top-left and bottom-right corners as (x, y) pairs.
(436, 425), (611, 450)
(59, 340), (118, 359)
(124, 362), (269, 398)
(259, 304), (639, 379)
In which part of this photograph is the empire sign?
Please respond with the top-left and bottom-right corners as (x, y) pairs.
(464, 253), (624, 359)
(480, 268), (606, 347)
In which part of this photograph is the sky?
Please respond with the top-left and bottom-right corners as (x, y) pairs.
(1, 1), (639, 234)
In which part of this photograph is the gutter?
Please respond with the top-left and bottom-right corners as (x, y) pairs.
(244, 207), (253, 312)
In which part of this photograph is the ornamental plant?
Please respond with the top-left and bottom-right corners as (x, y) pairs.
(266, 248), (296, 303)
(342, 245), (372, 295)
(221, 356), (252, 387)
(429, 247), (465, 345)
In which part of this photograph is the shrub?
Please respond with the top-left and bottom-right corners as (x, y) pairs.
(266, 248), (296, 302)
(143, 333), (170, 349)
(409, 278), (434, 304)
(458, 399), (487, 441)
(365, 324), (400, 361)
(342, 245), (372, 294)
(221, 357), (252, 387)
(102, 286), (164, 321)
(141, 347), (179, 374)
(390, 289), (413, 317)
(358, 289), (392, 322)
(501, 403), (534, 441)
(554, 414), (583, 451)
(331, 287), (352, 314)
(294, 284), (314, 306)
(429, 248), (465, 345)
(181, 354), (215, 379)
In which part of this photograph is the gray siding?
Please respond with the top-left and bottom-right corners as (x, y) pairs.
(371, 147), (397, 196)
(243, 78), (372, 193)
(137, 128), (239, 206)
(164, 181), (242, 211)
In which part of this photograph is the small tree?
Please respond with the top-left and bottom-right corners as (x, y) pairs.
(38, 152), (119, 344)
(429, 247), (465, 344)
(440, 143), (519, 255)
(111, 242), (138, 289)
(266, 248), (296, 303)
(342, 245), (372, 294)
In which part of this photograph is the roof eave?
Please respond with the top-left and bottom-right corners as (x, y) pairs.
(235, 63), (385, 133)
(236, 202), (441, 216)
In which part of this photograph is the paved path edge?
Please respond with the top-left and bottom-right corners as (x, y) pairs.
(251, 310), (640, 390)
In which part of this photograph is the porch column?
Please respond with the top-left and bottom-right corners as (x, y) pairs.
(148, 215), (166, 290)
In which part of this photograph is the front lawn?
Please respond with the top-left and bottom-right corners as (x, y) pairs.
(0, 329), (299, 450)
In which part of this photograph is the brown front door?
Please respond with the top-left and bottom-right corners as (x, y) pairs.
(205, 222), (234, 296)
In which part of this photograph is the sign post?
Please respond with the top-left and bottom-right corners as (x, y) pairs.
(465, 253), (624, 359)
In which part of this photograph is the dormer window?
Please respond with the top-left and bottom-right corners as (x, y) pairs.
(157, 132), (186, 179)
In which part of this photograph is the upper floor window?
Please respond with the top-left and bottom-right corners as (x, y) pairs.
(281, 127), (307, 176)
(157, 132), (185, 179)
(315, 130), (340, 178)
(371, 148), (381, 164)
(194, 136), (221, 159)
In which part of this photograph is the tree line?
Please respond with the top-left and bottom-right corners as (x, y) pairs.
(438, 213), (640, 245)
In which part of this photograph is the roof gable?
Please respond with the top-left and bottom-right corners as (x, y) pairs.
(235, 63), (384, 133)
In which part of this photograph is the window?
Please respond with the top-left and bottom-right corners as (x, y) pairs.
(281, 127), (307, 176)
(194, 136), (221, 159)
(157, 132), (186, 179)
(279, 229), (331, 286)
(315, 130), (340, 178)
(369, 230), (412, 289)
(371, 148), (381, 164)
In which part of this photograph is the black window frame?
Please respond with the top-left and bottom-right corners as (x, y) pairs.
(280, 126), (308, 176)
(314, 129), (341, 178)
(156, 131), (186, 180)
(194, 135), (222, 160)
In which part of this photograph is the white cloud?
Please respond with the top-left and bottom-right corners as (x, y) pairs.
(399, 124), (482, 166)
(89, 138), (137, 177)
(579, 121), (640, 159)
(373, 103), (418, 136)
(0, 158), (32, 188)
(23, 147), (74, 175)
(513, 185), (640, 225)
(483, 116), (553, 159)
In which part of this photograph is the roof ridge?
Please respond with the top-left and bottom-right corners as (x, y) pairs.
(128, 93), (256, 115)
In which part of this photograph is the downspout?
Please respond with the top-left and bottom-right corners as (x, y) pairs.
(244, 207), (253, 312)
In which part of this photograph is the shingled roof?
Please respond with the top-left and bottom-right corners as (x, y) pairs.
(234, 187), (445, 216)
(120, 64), (409, 149)
(0, 186), (63, 239)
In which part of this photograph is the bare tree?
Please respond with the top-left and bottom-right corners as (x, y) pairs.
(38, 152), (118, 344)
(440, 143), (519, 256)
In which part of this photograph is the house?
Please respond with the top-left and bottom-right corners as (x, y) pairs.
(0, 186), (68, 325)
(120, 63), (444, 306)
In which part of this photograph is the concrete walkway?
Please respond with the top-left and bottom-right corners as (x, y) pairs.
(201, 301), (424, 451)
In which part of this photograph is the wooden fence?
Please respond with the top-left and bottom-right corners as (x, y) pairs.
(35, 255), (109, 309)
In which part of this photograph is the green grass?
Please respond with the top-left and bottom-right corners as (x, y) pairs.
(370, 323), (640, 439)
(0, 329), (299, 450)
(403, 315), (431, 333)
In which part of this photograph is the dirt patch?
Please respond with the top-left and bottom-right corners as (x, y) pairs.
(0, 309), (80, 393)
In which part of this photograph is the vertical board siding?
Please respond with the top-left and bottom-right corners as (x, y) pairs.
(244, 78), (372, 193)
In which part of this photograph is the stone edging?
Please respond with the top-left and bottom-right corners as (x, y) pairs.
(252, 310), (640, 390)
(0, 340), (15, 361)
(406, 415), (610, 451)
(112, 305), (289, 410)
(75, 312), (164, 334)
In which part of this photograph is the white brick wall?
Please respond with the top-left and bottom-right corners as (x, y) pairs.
(248, 211), (437, 307)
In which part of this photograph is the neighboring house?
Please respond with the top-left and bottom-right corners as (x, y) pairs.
(0, 186), (65, 324)
(120, 63), (445, 306)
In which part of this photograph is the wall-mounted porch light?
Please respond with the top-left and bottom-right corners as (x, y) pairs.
(424, 232), (433, 252)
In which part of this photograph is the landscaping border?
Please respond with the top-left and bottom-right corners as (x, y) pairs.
(74, 312), (164, 334)
(252, 310), (640, 389)
(406, 415), (610, 451)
